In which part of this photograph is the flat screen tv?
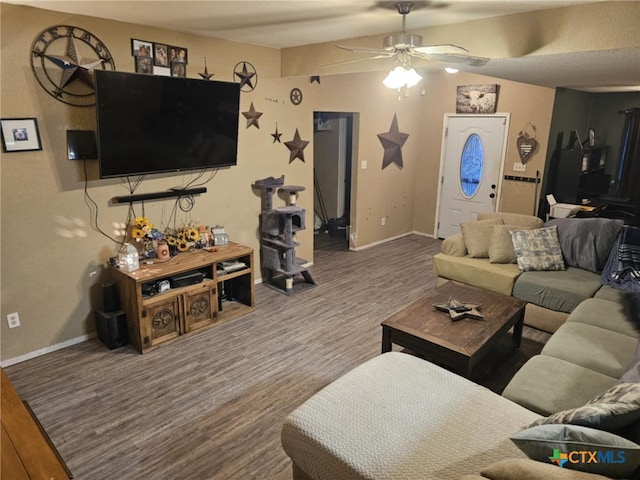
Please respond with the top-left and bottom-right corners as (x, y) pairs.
(95, 70), (240, 178)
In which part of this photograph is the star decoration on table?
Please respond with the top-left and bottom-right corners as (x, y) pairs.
(284, 128), (309, 163)
(199, 57), (214, 80)
(377, 113), (409, 169)
(433, 297), (484, 322)
(242, 102), (263, 129)
(233, 61), (257, 92)
(271, 123), (283, 143)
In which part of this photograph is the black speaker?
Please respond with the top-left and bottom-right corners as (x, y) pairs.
(95, 310), (128, 350)
(67, 130), (97, 160)
(102, 281), (121, 312)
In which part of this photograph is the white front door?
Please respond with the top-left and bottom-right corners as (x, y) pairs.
(436, 114), (509, 238)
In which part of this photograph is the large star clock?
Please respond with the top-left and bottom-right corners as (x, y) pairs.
(30, 25), (116, 107)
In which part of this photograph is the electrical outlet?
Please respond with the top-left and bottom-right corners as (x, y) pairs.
(381, 217), (386, 226)
(513, 162), (526, 172)
(7, 312), (20, 329)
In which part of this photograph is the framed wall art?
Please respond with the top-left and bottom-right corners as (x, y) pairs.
(131, 39), (152, 58)
(1, 118), (42, 153)
(456, 84), (498, 114)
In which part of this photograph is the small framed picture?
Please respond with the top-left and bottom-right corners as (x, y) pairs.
(135, 56), (153, 74)
(131, 39), (152, 58)
(175, 47), (188, 64)
(153, 43), (169, 67)
(1, 118), (42, 153)
(171, 62), (186, 78)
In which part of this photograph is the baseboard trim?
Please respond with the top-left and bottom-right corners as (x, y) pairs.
(1, 333), (96, 367)
(350, 231), (433, 251)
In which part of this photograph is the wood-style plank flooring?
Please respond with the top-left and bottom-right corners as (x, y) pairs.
(4, 234), (549, 480)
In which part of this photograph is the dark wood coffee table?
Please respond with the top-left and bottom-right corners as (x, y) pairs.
(381, 282), (526, 378)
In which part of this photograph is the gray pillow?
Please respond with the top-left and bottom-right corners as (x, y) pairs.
(510, 225), (565, 272)
(545, 218), (624, 273)
(511, 424), (640, 478)
(530, 383), (640, 431)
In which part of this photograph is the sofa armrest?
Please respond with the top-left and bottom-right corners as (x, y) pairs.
(441, 232), (467, 256)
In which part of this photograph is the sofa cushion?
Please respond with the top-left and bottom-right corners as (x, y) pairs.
(281, 352), (539, 480)
(511, 225), (565, 272)
(433, 253), (522, 296)
(595, 285), (626, 303)
(513, 268), (602, 313)
(566, 298), (639, 338)
(546, 218), (624, 273)
(480, 458), (612, 480)
(530, 383), (640, 431)
(478, 212), (544, 229)
(441, 232), (467, 256)
(542, 322), (638, 378)
(619, 342), (640, 384)
(461, 217), (504, 258)
(510, 424), (640, 478)
(489, 224), (534, 264)
(502, 355), (618, 416)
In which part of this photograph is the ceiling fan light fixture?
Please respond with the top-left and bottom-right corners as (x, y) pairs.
(444, 67), (459, 74)
(383, 65), (422, 89)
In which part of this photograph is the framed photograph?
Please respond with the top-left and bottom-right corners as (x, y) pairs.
(153, 43), (169, 67)
(171, 62), (186, 78)
(131, 39), (152, 58)
(456, 84), (498, 114)
(153, 66), (171, 77)
(1, 118), (42, 153)
(175, 47), (188, 64)
(135, 56), (153, 74)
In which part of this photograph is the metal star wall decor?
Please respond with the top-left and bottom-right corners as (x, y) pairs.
(30, 25), (115, 106)
(377, 113), (409, 169)
(284, 129), (309, 163)
(242, 102), (262, 129)
(233, 61), (257, 92)
(310, 76), (320, 84)
(198, 57), (214, 80)
(271, 123), (282, 143)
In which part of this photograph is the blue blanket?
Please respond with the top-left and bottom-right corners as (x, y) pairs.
(601, 225), (640, 291)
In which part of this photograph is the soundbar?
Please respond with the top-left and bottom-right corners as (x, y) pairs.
(113, 187), (207, 204)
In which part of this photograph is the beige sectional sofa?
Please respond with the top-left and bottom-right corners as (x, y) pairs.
(281, 217), (640, 479)
(281, 293), (639, 479)
(432, 212), (623, 332)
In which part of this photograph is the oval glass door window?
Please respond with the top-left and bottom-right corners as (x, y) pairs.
(460, 133), (484, 197)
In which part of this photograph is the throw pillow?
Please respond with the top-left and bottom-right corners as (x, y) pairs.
(546, 218), (624, 273)
(530, 383), (640, 431)
(481, 458), (611, 480)
(489, 224), (534, 264)
(460, 217), (504, 258)
(510, 424), (640, 478)
(510, 225), (565, 272)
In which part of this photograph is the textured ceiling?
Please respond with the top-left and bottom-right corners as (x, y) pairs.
(5, 0), (639, 91)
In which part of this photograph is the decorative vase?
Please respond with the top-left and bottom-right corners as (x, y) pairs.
(156, 241), (170, 260)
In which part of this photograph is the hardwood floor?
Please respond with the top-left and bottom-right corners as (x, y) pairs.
(4, 234), (549, 480)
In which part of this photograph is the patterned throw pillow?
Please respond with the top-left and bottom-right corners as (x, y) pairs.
(530, 383), (640, 431)
(510, 225), (565, 272)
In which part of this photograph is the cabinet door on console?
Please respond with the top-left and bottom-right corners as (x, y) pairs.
(183, 282), (218, 333)
(142, 296), (181, 348)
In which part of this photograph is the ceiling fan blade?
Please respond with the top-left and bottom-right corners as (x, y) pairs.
(336, 44), (392, 55)
(425, 53), (490, 67)
(413, 44), (469, 55)
(322, 54), (394, 68)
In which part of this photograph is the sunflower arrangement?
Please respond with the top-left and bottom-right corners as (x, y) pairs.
(129, 217), (163, 242)
(164, 224), (201, 252)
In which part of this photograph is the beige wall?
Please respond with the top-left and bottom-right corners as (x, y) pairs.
(0, 2), (570, 362)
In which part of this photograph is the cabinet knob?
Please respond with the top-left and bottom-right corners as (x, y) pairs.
(489, 193), (496, 199)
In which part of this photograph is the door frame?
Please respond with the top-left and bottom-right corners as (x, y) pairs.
(433, 113), (510, 237)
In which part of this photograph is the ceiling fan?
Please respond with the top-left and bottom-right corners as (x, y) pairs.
(330, 1), (489, 71)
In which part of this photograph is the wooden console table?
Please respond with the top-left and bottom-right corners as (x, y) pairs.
(113, 243), (254, 353)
